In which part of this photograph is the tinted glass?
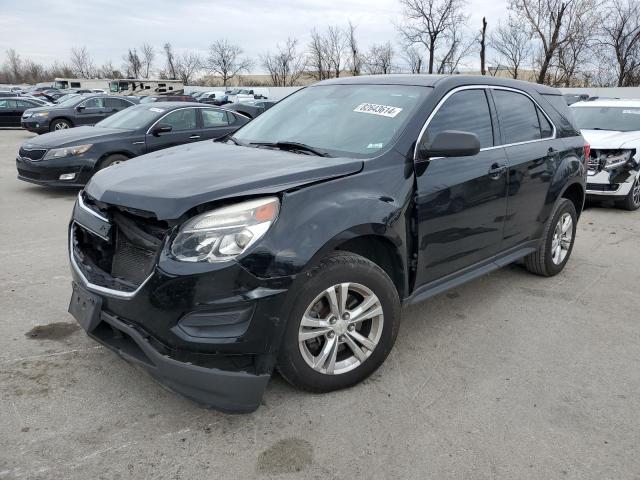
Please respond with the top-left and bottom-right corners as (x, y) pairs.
(571, 106), (640, 132)
(537, 108), (553, 138)
(202, 109), (228, 127)
(493, 90), (541, 143)
(81, 97), (105, 108)
(543, 94), (579, 135)
(0, 99), (14, 108)
(105, 98), (132, 109)
(427, 89), (494, 148)
(234, 84), (430, 157)
(96, 105), (166, 130)
(16, 100), (36, 108)
(162, 108), (197, 131)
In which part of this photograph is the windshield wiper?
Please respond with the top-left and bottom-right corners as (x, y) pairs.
(215, 134), (247, 146)
(250, 141), (332, 157)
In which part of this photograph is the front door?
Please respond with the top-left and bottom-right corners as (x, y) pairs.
(414, 88), (509, 287)
(75, 97), (107, 125)
(145, 107), (200, 153)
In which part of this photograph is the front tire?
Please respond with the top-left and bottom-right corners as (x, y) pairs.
(277, 252), (401, 393)
(524, 198), (577, 276)
(98, 154), (129, 170)
(49, 119), (71, 131)
(616, 176), (640, 211)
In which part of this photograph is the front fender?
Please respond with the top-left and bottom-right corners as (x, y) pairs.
(239, 159), (413, 284)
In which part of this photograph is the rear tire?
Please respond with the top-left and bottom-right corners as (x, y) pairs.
(98, 154), (128, 170)
(277, 252), (401, 393)
(524, 198), (577, 277)
(615, 176), (640, 211)
(49, 119), (71, 131)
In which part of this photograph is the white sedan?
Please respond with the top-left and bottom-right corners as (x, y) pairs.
(572, 99), (640, 210)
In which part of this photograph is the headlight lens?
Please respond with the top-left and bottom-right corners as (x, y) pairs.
(171, 197), (279, 262)
(32, 112), (49, 118)
(43, 144), (93, 160)
(22, 112), (32, 118)
(603, 150), (633, 170)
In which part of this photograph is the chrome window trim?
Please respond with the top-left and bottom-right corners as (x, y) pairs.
(69, 224), (153, 299)
(413, 85), (558, 160)
(77, 191), (109, 222)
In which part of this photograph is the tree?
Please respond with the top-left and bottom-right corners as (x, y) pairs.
(510, 0), (596, 84)
(206, 39), (252, 87)
(175, 51), (201, 85)
(141, 43), (155, 78)
(490, 17), (532, 79)
(163, 43), (177, 79)
(403, 45), (424, 73)
(307, 28), (330, 80)
(347, 21), (363, 76)
(262, 38), (305, 86)
(98, 60), (122, 79)
(5, 49), (22, 83)
(364, 42), (395, 74)
(396, 0), (468, 73)
(325, 25), (347, 78)
(479, 17), (488, 75)
(123, 48), (143, 78)
(435, 24), (475, 74)
(599, 0), (640, 86)
(70, 46), (95, 78)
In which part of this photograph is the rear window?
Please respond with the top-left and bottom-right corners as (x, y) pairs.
(493, 90), (542, 144)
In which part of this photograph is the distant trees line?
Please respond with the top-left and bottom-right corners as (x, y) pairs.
(1, 0), (639, 87)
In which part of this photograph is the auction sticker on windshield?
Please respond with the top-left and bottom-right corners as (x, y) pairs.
(149, 107), (166, 113)
(354, 103), (403, 118)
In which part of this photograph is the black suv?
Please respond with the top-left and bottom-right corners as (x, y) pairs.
(21, 94), (135, 133)
(68, 75), (587, 412)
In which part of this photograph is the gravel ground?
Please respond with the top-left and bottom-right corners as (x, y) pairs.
(1, 128), (639, 479)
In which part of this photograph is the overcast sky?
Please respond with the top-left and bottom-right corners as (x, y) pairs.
(0, 0), (509, 72)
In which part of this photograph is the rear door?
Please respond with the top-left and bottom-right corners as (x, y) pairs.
(490, 88), (564, 248)
(0, 99), (19, 126)
(414, 88), (509, 287)
(14, 100), (38, 126)
(197, 108), (237, 140)
(105, 97), (134, 117)
(75, 97), (107, 125)
(145, 107), (199, 152)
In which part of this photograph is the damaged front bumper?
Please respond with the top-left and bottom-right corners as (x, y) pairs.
(586, 168), (639, 198)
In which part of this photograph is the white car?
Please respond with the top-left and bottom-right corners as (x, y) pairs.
(572, 99), (640, 210)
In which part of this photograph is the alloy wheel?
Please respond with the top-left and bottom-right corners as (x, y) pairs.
(54, 122), (69, 130)
(632, 178), (640, 206)
(298, 282), (384, 375)
(551, 212), (573, 265)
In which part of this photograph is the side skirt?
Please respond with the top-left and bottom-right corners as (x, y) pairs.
(403, 241), (538, 306)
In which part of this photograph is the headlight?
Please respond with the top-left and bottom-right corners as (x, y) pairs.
(171, 197), (279, 263)
(32, 112), (49, 118)
(603, 150), (633, 170)
(42, 144), (93, 160)
(22, 112), (32, 118)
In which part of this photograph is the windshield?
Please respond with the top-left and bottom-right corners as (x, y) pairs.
(96, 105), (166, 130)
(572, 106), (640, 132)
(55, 94), (82, 106)
(233, 84), (430, 157)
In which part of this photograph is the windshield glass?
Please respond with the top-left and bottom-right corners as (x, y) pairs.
(96, 105), (166, 130)
(572, 106), (640, 132)
(233, 84), (430, 157)
(54, 94), (84, 106)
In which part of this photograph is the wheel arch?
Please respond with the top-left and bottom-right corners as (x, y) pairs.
(560, 181), (585, 218)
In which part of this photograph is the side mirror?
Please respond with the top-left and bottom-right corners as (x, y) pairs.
(76, 105), (86, 112)
(152, 123), (172, 136)
(418, 130), (481, 160)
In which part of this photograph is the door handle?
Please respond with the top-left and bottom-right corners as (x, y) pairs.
(488, 163), (507, 179)
(189, 135), (200, 139)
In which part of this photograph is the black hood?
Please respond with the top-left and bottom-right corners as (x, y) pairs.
(85, 141), (363, 220)
(23, 126), (127, 148)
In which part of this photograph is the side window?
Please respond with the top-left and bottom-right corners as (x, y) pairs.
(0, 99), (8, 109)
(81, 97), (105, 109)
(70, 82), (81, 88)
(537, 108), (553, 138)
(427, 89), (494, 149)
(105, 98), (132, 110)
(202, 109), (229, 128)
(161, 108), (197, 131)
(493, 90), (542, 144)
(16, 100), (34, 108)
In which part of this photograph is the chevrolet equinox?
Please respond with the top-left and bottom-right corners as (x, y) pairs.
(68, 75), (587, 412)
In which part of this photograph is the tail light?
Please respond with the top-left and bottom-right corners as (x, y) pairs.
(583, 143), (591, 168)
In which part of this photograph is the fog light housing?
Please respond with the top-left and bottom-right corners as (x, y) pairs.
(59, 173), (76, 180)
